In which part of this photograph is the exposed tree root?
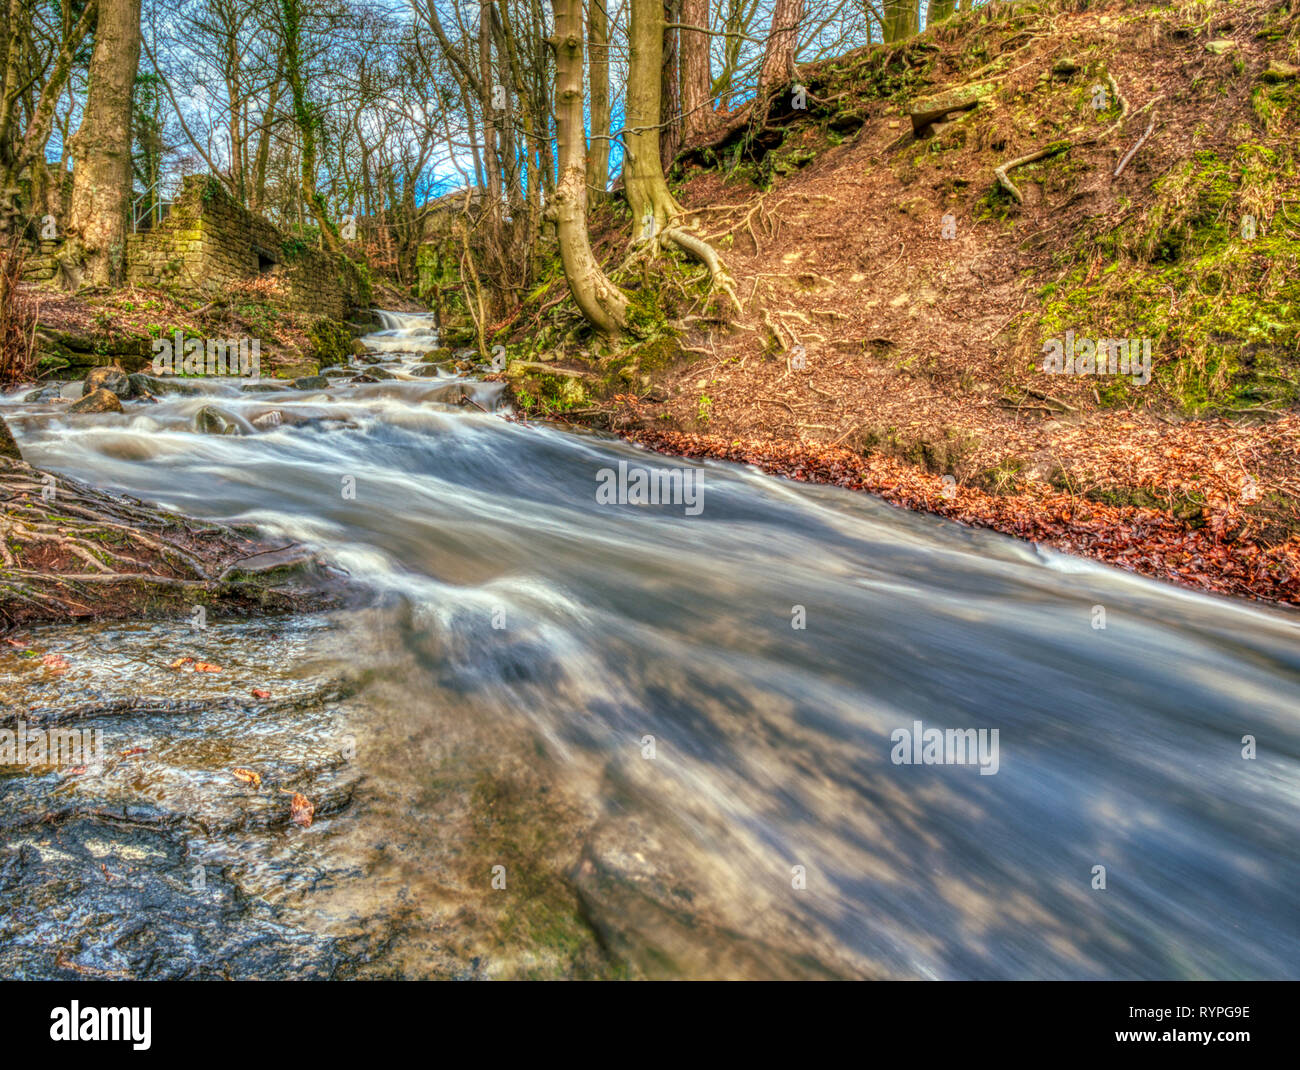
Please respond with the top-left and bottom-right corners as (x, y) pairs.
(995, 140), (1073, 204)
(661, 227), (743, 313)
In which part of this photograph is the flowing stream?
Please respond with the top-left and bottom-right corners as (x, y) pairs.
(1, 310), (1298, 980)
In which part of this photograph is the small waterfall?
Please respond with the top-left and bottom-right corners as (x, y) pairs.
(374, 309), (436, 333)
(367, 309), (438, 354)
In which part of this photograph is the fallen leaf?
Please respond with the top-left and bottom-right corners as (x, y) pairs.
(120, 747), (148, 758)
(168, 656), (194, 669)
(250, 688), (271, 700)
(287, 791), (314, 829)
(231, 768), (262, 790)
(193, 662), (222, 673)
(65, 766), (88, 776)
(42, 653), (69, 673)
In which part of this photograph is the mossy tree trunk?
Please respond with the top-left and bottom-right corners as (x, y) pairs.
(549, 0), (628, 337)
(61, 0), (142, 289)
(625, 0), (683, 239)
(883, 0), (918, 42)
(0, 0), (99, 235)
(281, 0), (340, 254)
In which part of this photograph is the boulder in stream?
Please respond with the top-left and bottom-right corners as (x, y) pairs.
(69, 388), (124, 414)
(0, 415), (20, 459)
(83, 365), (129, 398)
(292, 375), (330, 391)
(410, 361), (455, 377)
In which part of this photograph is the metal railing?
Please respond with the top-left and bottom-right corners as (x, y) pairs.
(132, 181), (175, 232)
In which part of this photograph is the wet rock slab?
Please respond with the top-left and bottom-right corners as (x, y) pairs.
(0, 617), (375, 980)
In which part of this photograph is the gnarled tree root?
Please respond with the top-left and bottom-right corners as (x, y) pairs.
(661, 227), (743, 314)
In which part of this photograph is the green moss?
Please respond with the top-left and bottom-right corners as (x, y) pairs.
(1030, 144), (1300, 413)
(306, 319), (351, 368)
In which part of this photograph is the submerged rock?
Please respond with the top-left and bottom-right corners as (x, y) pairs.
(251, 410), (284, 430)
(22, 382), (65, 402)
(69, 388), (123, 414)
(193, 405), (254, 435)
(292, 375), (330, 391)
(126, 372), (206, 398)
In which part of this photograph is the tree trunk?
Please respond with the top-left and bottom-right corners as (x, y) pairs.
(659, 0), (681, 170)
(550, 0), (627, 336)
(930, 1), (957, 22)
(883, 0), (918, 42)
(62, 0), (142, 289)
(679, 0), (711, 143)
(586, 0), (610, 200)
(625, 0), (683, 238)
(759, 0), (804, 92)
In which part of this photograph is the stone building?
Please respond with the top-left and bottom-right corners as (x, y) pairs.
(126, 175), (369, 318)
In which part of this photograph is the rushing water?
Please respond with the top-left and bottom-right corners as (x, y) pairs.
(2, 310), (1298, 980)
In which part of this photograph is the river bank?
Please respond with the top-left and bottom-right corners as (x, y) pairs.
(604, 425), (1300, 608)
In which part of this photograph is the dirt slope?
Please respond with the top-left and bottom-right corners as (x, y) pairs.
(525, 0), (1300, 605)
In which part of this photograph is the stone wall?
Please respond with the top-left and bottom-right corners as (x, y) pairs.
(126, 176), (368, 318)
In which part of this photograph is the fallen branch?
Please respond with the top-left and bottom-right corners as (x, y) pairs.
(1114, 113), (1157, 178)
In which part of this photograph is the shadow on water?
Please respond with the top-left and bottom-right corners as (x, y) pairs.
(2, 310), (1299, 979)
